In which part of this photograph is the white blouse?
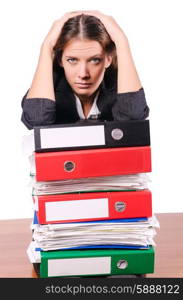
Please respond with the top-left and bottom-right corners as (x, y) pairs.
(74, 92), (101, 119)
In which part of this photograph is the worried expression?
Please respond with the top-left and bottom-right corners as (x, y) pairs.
(61, 39), (112, 97)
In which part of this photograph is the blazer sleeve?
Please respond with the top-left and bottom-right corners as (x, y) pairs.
(112, 87), (150, 121)
(21, 91), (56, 130)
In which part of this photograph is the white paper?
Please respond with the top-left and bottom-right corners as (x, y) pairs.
(32, 215), (160, 251)
(31, 173), (151, 195)
(26, 242), (41, 263)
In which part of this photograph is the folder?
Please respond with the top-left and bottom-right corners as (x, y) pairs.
(27, 245), (154, 277)
(33, 261), (145, 278)
(32, 262), (146, 278)
(33, 190), (152, 224)
(35, 146), (151, 181)
(34, 120), (150, 152)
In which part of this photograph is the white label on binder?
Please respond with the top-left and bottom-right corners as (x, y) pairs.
(45, 198), (109, 221)
(48, 256), (111, 277)
(40, 125), (105, 148)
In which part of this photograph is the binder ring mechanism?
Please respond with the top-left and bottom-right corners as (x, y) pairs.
(117, 260), (128, 269)
(64, 161), (75, 172)
(111, 128), (123, 140)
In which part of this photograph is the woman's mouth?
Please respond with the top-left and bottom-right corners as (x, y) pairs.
(75, 83), (92, 89)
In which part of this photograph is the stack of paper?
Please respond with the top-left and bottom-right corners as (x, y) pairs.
(31, 173), (150, 195)
(25, 120), (159, 278)
(32, 216), (159, 251)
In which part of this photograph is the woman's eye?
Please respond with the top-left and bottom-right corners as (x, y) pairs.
(67, 58), (77, 63)
(91, 58), (102, 64)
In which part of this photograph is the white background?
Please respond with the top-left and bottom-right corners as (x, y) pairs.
(0, 0), (183, 219)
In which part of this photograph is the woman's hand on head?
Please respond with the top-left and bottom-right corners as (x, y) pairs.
(41, 10), (128, 55)
(80, 10), (127, 44)
(42, 12), (83, 51)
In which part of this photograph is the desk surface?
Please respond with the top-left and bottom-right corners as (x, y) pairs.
(0, 213), (182, 278)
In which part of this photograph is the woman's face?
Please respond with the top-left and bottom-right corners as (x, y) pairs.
(61, 39), (112, 98)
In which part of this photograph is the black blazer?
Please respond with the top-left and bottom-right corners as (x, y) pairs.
(21, 66), (149, 130)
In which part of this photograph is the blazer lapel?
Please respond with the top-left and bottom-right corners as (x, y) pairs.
(55, 74), (80, 123)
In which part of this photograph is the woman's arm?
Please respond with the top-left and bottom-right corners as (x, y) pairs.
(26, 12), (81, 100)
(115, 36), (142, 93)
(82, 11), (142, 93)
(21, 13), (82, 129)
(26, 44), (55, 100)
(80, 10), (149, 121)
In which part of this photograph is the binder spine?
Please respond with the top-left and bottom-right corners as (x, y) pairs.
(34, 120), (150, 152)
(35, 190), (152, 224)
(40, 247), (154, 278)
(35, 146), (151, 181)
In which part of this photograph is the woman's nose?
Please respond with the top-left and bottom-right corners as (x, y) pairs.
(78, 63), (90, 79)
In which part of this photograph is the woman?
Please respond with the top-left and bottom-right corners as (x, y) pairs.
(21, 10), (149, 129)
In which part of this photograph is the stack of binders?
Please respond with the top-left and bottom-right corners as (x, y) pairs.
(27, 120), (159, 278)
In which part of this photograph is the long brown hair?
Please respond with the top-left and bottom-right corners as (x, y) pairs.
(53, 14), (117, 69)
